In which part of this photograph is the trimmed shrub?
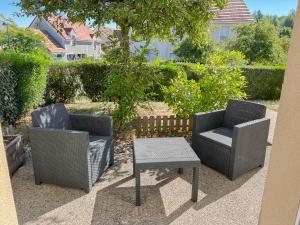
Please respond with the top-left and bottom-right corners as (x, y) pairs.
(0, 52), (48, 124)
(46, 61), (182, 103)
(242, 66), (285, 100)
(0, 63), (18, 124)
(77, 63), (110, 102)
(46, 62), (82, 103)
(150, 61), (184, 100)
(45, 62), (285, 104)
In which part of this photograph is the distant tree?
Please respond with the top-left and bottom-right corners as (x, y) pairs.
(253, 10), (295, 37)
(254, 10), (264, 22)
(226, 21), (286, 65)
(174, 36), (215, 63)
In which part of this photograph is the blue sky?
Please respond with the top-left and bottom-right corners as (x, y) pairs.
(0, 0), (298, 28)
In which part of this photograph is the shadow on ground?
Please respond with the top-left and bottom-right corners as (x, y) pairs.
(91, 160), (258, 225)
(12, 148), (265, 225)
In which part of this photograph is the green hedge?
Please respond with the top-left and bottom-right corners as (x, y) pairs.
(46, 62), (179, 103)
(45, 62), (285, 103)
(45, 62), (82, 103)
(242, 66), (285, 100)
(0, 52), (48, 124)
(176, 63), (285, 100)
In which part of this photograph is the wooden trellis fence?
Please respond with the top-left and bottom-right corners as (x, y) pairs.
(136, 115), (193, 137)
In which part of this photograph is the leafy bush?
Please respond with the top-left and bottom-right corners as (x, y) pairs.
(163, 50), (247, 118)
(0, 52), (48, 124)
(77, 63), (110, 102)
(0, 26), (49, 58)
(226, 21), (287, 65)
(0, 63), (18, 124)
(45, 60), (285, 105)
(162, 71), (202, 118)
(46, 63), (82, 103)
(243, 65), (285, 100)
(103, 46), (159, 128)
(150, 60), (184, 100)
(174, 37), (215, 63)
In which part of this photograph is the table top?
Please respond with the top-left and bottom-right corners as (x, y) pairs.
(134, 137), (200, 166)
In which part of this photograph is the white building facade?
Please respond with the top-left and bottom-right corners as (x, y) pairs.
(29, 17), (104, 61)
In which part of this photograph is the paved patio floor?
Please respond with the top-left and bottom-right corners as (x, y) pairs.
(11, 110), (277, 225)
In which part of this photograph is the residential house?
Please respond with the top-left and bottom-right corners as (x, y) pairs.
(29, 16), (115, 61)
(131, 0), (255, 61)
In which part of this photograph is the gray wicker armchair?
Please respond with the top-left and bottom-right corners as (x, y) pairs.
(29, 103), (114, 193)
(192, 100), (270, 180)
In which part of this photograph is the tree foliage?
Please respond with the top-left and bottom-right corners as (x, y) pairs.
(174, 36), (215, 63)
(254, 10), (295, 37)
(0, 26), (48, 55)
(226, 21), (287, 65)
(18, 0), (228, 53)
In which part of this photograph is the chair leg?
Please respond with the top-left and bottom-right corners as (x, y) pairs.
(34, 177), (41, 185)
(178, 168), (184, 174)
(84, 183), (92, 193)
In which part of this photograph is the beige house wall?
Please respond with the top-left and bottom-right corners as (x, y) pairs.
(0, 126), (18, 225)
(259, 2), (300, 225)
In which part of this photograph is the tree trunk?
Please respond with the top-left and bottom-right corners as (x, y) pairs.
(120, 25), (130, 57)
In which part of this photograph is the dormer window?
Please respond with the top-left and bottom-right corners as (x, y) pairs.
(71, 35), (76, 46)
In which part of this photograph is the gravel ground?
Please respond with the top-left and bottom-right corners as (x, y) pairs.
(11, 110), (277, 225)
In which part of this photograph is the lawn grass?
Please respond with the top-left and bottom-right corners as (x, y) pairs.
(66, 100), (280, 116)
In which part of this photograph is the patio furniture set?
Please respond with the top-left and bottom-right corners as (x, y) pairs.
(28, 100), (270, 206)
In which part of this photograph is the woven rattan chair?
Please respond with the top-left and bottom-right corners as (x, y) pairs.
(192, 100), (270, 180)
(29, 103), (114, 193)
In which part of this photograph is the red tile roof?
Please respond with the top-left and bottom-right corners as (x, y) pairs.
(213, 0), (254, 24)
(31, 29), (65, 53)
(46, 16), (94, 41)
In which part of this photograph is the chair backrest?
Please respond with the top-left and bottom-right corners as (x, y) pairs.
(223, 100), (266, 128)
(31, 103), (71, 130)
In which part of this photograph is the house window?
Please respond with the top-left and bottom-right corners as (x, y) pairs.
(220, 26), (230, 41)
(77, 54), (86, 59)
(67, 54), (76, 61)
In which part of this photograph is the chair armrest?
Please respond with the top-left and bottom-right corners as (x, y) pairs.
(229, 118), (270, 179)
(69, 114), (113, 136)
(29, 127), (90, 155)
(193, 110), (225, 134)
(29, 127), (91, 190)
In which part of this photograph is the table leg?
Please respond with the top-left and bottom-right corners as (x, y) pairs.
(191, 167), (199, 202)
(178, 168), (184, 174)
(135, 169), (141, 206)
(133, 153), (135, 177)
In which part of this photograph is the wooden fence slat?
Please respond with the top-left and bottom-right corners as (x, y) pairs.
(176, 117), (181, 131)
(169, 115), (175, 132)
(182, 118), (187, 132)
(143, 116), (148, 135)
(149, 116), (155, 135)
(136, 115), (192, 136)
(156, 116), (161, 134)
(163, 116), (168, 133)
(189, 117), (193, 131)
(136, 117), (142, 137)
